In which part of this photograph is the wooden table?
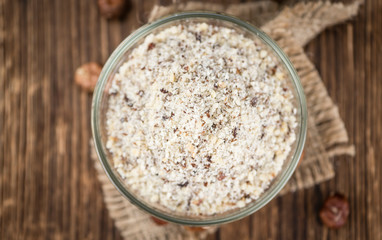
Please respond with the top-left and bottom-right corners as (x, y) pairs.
(1, 0), (381, 239)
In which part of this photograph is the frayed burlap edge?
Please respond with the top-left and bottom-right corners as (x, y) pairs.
(92, 1), (359, 239)
(263, 1), (362, 47)
(261, 2), (358, 193)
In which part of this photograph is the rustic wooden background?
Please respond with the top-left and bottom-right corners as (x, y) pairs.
(1, 0), (381, 239)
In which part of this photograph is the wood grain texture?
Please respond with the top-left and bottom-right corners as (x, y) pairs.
(0, 0), (381, 239)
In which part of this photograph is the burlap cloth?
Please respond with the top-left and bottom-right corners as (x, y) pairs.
(91, 1), (360, 239)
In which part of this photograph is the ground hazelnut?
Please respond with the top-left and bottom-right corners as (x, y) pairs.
(98, 0), (127, 19)
(74, 62), (102, 92)
(319, 193), (350, 229)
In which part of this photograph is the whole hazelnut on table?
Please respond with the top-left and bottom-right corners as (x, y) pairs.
(74, 62), (102, 93)
(319, 193), (350, 229)
(98, 0), (128, 19)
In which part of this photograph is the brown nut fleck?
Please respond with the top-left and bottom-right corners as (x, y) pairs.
(74, 62), (102, 92)
(150, 216), (168, 226)
(250, 97), (258, 107)
(160, 88), (169, 94)
(232, 127), (238, 138)
(319, 193), (349, 229)
(98, 0), (127, 19)
(217, 171), (226, 181)
(177, 181), (189, 188)
(148, 42), (156, 51)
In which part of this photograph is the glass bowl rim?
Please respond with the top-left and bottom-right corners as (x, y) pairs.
(91, 11), (307, 226)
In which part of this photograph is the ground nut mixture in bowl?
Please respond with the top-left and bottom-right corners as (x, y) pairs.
(93, 13), (307, 223)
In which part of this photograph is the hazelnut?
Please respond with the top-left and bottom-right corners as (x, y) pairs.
(319, 193), (350, 229)
(150, 216), (168, 226)
(74, 62), (102, 92)
(98, 0), (127, 19)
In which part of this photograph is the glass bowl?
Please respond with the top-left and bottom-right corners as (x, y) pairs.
(91, 12), (307, 226)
